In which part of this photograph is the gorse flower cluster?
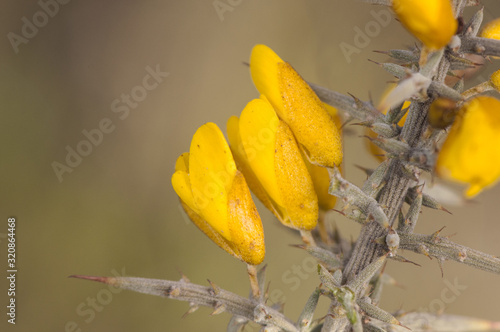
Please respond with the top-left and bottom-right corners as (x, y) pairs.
(75, 1), (500, 331)
(172, 44), (343, 266)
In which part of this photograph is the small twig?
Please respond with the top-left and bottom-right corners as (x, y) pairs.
(399, 232), (500, 274)
(70, 275), (299, 332)
(461, 36), (500, 57)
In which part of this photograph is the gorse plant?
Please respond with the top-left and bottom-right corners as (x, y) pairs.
(72, 0), (500, 331)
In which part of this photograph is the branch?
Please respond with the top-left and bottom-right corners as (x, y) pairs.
(399, 232), (500, 274)
(461, 36), (500, 57)
(308, 82), (381, 123)
(70, 275), (299, 332)
(373, 312), (500, 331)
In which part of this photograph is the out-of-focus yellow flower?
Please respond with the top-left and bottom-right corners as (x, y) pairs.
(436, 96), (500, 198)
(392, 0), (457, 50)
(249, 44), (342, 168)
(171, 123), (265, 265)
(480, 18), (500, 40)
(227, 98), (319, 231)
(481, 19), (500, 60)
(490, 70), (500, 91)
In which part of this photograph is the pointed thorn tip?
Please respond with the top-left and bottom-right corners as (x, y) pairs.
(68, 275), (110, 284)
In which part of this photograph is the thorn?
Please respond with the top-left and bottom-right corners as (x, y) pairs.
(211, 302), (226, 315)
(437, 258), (445, 278)
(361, 134), (375, 142)
(339, 119), (352, 130)
(332, 209), (346, 216)
(68, 275), (110, 285)
(368, 59), (381, 65)
(207, 279), (220, 296)
(431, 226), (446, 243)
(351, 122), (370, 127)
(354, 164), (374, 176)
(347, 93), (366, 109)
(182, 303), (199, 318)
(272, 302), (285, 314)
(264, 281), (271, 304)
(373, 50), (389, 55)
(242, 61), (250, 67)
(176, 268), (190, 283)
(438, 205), (452, 215)
(391, 255), (422, 267)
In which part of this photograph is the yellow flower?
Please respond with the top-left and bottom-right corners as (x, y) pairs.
(171, 123), (265, 265)
(480, 18), (500, 40)
(436, 96), (500, 198)
(307, 103), (341, 211)
(249, 44), (342, 168)
(392, 0), (457, 50)
(490, 70), (500, 91)
(227, 98), (318, 231)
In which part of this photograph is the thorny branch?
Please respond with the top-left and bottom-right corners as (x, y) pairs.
(71, 1), (500, 331)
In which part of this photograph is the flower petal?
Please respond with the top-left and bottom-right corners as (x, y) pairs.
(250, 44), (283, 112)
(172, 153), (198, 215)
(189, 122), (237, 241)
(227, 171), (265, 265)
(227, 115), (277, 214)
(238, 99), (282, 206)
(275, 120), (318, 230)
(278, 62), (342, 167)
(392, 0), (457, 50)
(250, 44), (343, 167)
(180, 201), (238, 259)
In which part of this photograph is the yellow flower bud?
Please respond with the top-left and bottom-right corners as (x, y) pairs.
(249, 44), (342, 168)
(171, 123), (265, 265)
(480, 18), (500, 40)
(436, 96), (500, 198)
(227, 98), (318, 231)
(392, 0), (457, 50)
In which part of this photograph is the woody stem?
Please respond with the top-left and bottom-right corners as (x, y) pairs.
(246, 264), (261, 299)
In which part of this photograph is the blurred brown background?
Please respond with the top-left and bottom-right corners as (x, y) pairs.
(1, 1), (500, 331)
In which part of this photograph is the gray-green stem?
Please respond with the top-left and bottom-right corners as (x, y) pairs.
(322, 24), (454, 332)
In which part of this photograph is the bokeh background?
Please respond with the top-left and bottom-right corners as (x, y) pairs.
(1, 1), (500, 331)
